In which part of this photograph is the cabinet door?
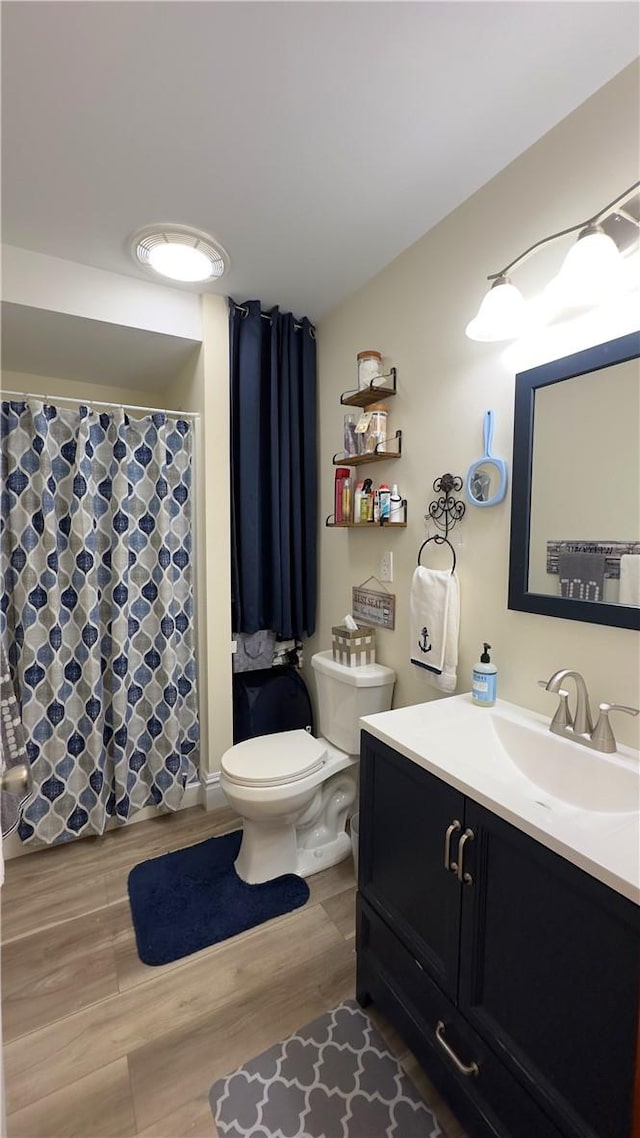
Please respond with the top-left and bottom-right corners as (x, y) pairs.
(458, 801), (640, 1138)
(359, 730), (464, 1001)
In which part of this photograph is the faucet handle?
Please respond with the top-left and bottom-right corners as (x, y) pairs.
(538, 683), (573, 730)
(601, 703), (640, 717)
(591, 703), (640, 754)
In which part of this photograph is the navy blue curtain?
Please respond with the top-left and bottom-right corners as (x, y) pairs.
(230, 301), (317, 640)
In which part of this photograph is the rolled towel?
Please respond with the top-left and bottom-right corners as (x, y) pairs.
(410, 567), (460, 693)
(558, 551), (605, 602)
(619, 554), (640, 606)
(233, 630), (276, 672)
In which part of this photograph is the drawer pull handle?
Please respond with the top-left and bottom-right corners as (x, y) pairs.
(435, 1020), (479, 1077)
(457, 827), (475, 885)
(443, 819), (461, 873)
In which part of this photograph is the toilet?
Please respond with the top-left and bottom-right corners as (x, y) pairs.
(220, 649), (395, 883)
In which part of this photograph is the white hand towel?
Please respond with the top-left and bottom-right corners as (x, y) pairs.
(619, 554), (640, 606)
(410, 566), (460, 693)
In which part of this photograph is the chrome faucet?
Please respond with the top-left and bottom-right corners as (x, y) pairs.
(539, 670), (639, 754)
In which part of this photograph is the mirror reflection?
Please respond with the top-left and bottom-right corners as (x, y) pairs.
(529, 358), (640, 605)
(469, 463), (500, 503)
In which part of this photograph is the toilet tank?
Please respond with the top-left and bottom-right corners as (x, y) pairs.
(311, 650), (395, 754)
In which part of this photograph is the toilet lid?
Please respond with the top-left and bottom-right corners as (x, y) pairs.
(221, 729), (327, 787)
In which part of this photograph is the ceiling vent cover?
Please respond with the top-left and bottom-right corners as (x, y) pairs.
(131, 224), (228, 284)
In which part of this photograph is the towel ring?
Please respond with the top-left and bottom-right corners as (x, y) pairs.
(419, 473), (464, 576)
(418, 535), (457, 574)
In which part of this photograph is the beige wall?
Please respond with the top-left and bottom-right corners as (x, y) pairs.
(306, 62), (640, 750)
(199, 295), (233, 775)
(164, 298), (233, 777)
(1, 369), (165, 409)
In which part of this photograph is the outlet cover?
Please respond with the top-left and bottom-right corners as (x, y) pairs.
(380, 551), (393, 582)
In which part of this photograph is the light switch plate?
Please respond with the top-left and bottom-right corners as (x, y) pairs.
(380, 551), (393, 582)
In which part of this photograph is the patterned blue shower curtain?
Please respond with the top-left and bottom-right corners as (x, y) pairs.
(0, 399), (199, 845)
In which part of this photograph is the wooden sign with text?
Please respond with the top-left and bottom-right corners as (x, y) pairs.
(351, 585), (396, 630)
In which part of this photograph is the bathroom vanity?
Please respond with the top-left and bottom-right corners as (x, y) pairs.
(356, 696), (640, 1138)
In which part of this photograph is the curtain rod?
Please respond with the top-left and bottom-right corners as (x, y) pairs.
(231, 302), (316, 337)
(2, 390), (200, 420)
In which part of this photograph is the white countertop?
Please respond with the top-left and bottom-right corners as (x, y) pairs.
(361, 694), (640, 905)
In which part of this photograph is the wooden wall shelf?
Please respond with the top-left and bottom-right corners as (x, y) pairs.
(325, 509), (407, 529)
(332, 430), (402, 466)
(340, 368), (397, 408)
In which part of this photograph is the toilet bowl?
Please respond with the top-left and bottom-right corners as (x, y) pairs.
(220, 650), (395, 883)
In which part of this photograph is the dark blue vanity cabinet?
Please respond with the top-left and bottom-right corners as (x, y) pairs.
(356, 730), (640, 1138)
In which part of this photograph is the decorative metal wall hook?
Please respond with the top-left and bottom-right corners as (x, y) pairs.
(428, 474), (465, 535)
(418, 473), (465, 574)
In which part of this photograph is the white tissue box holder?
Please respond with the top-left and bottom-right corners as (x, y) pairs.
(331, 625), (375, 667)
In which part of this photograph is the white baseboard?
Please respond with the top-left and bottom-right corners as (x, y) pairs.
(182, 781), (205, 809)
(201, 770), (227, 812)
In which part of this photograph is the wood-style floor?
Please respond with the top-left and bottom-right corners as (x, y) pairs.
(1, 805), (468, 1138)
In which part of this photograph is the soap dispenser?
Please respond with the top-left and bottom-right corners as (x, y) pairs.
(472, 643), (497, 707)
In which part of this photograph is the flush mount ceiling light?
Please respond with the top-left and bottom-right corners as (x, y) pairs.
(131, 224), (229, 285)
(466, 181), (640, 343)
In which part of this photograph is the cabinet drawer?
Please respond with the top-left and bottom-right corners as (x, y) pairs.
(358, 896), (562, 1138)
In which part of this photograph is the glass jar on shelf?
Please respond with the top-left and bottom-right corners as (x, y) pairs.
(357, 350), (383, 391)
(364, 403), (389, 453)
(343, 412), (360, 456)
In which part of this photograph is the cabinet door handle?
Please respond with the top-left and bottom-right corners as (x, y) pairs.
(435, 1020), (479, 1077)
(457, 827), (475, 885)
(443, 819), (461, 872)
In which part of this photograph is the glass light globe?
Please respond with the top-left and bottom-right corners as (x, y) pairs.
(554, 225), (624, 307)
(148, 242), (214, 282)
(465, 277), (526, 342)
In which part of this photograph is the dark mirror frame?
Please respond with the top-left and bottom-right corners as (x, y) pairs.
(508, 329), (640, 631)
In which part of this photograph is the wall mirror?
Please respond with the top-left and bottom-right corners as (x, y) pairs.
(508, 330), (640, 630)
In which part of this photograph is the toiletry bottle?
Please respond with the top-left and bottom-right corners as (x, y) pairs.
(334, 467), (349, 524)
(379, 483), (391, 521)
(353, 481), (364, 525)
(361, 478), (373, 522)
(342, 476), (352, 523)
(472, 643), (497, 707)
(389, 483), (403, 523)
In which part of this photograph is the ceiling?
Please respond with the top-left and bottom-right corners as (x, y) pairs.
(2, 2), (639, 322)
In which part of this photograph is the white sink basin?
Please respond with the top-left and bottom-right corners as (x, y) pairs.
(490, 710), (639, 814)
(363, 694), (639, 815)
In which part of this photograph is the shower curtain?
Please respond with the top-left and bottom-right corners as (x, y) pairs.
(0, 399), (199, 845)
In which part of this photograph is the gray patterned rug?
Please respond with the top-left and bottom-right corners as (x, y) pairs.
(209, 999), (448, 1137)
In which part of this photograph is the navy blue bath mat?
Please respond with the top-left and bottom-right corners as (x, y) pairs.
(127, 830), (310, 965)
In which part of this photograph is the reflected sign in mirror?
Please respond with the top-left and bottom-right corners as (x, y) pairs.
(508, 331), (640, 630)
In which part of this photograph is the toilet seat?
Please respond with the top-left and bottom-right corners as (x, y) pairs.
(221, 729), (327, 788)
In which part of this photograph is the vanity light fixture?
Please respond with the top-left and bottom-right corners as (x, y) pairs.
(466, 181), (640, 342)
(131, 224), (229, 285)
